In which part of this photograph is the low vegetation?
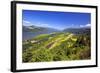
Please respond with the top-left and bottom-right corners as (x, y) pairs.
(22, 32), (91, 62)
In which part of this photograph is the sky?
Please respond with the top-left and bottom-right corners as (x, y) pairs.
(22, 10), (91, 30)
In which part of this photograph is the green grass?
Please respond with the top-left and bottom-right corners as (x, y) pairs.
(22, 32), (91, 63)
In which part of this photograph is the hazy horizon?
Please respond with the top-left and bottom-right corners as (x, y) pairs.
(22, 10), (91, 30)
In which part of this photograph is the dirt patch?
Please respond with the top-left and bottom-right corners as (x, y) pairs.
(46, 42), (55, 49)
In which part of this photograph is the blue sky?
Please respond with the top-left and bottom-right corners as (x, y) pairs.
(22, 10), (91, 30)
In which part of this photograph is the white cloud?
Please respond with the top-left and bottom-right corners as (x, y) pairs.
(80, 25), (84, 27)
(86, 24), (91, 27)
(80, 24), (91, 27)
(38, 23), (49, 27)
(23, 20), (31, 24)
(23, 20), (33, 26)
(65, 24), (80, 28)
(67, 24), (74, 28)
(35, 22), (51, 28)
(22, 20), (50, 27)
(34, 23), (61, 30)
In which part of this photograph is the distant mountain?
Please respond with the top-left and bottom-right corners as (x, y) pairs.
(63, 27), (91, 35)
(23, 25), (60, 40)
(23, 25), (91, 40)
(23, 25), (38, 32)
(23, 25), (60, 33)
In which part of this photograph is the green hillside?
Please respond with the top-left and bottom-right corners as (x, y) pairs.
(22, 32), (91, 62)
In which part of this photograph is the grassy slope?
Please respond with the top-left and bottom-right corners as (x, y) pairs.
(22, 32), (91, 62)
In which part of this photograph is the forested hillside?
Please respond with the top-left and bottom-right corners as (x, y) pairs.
(22, 32), (91, 62)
